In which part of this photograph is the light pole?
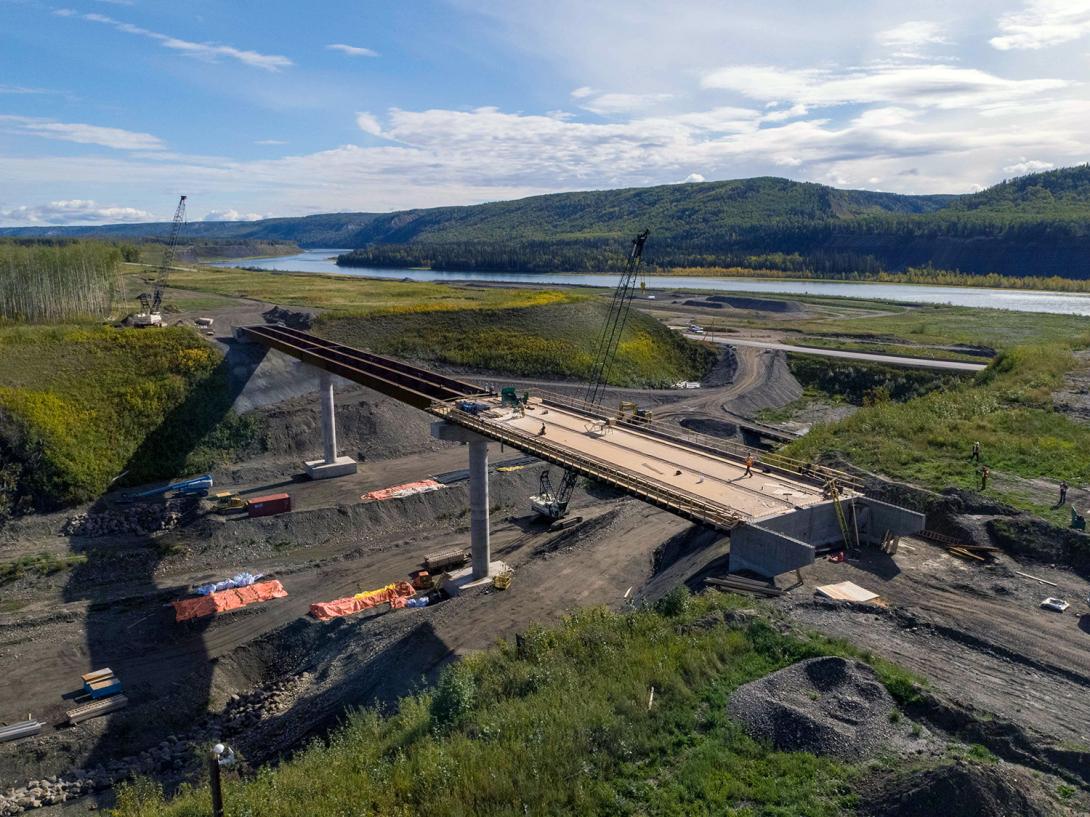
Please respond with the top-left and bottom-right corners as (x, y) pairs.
(208, 743), (235, 817)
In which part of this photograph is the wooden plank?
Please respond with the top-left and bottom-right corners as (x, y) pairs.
(815, 581), (879, 603)
(1015, 570), (1058, 587)
(81, 668), (113, 684)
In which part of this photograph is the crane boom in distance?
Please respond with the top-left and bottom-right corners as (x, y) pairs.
(134, 195), (187, 327)
(531, 229), (650, 520)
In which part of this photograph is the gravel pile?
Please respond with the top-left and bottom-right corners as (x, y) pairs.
(727, 656), (900, 760)
(863, 761), (1051, 817)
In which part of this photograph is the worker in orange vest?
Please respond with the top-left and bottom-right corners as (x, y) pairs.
(744, 453), (755, 478)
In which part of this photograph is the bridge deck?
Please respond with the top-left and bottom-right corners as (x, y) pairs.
(450, 397), (830, 520)
(241, 325), (859, 533)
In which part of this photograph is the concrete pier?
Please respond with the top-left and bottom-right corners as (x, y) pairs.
(432, 421), (505, 581)
(468, 437), (490, 578)
(304, 369), (358, 480)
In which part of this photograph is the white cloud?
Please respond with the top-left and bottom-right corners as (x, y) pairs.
(255, 139), (288, 145)
(991, 1), (1090, 50)
(326, 43), (379, 57)
(0, 115), (164, 150)
(355, 111), (384, 136)
(876, 20), (950, 51)
(0, 200), (155, 225)
(701, 63), (1069, 110)
(203, 209), (264, 221)
(577, 91), (673, 115)
(570, 86), (595, 99)
(0, 84), (56, 95)
(58, 10), (292, 71)
(1003, 157), (1055, 174)
(681, 173), (705, 183)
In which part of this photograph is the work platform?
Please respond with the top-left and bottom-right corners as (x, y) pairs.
(240, 325), (924, 577)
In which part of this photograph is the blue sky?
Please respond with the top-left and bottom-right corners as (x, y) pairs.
(1, 0), (1089, 224)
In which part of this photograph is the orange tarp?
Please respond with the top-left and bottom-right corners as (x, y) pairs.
(363, 480), (442, 502)
(309, 581), (416, 621)
(173, 579), (288, 622)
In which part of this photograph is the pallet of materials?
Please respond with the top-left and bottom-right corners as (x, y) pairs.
(82, 668), (122, 699)
(0, 720), (42, 743)
(172, 579), (288, 622)
(67, 695), (128, 725)
(309, 581), (416, 621)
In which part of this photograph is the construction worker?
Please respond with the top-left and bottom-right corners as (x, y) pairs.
(744, 453), (755, 478)
(1059, 480), (1069, 505)
(980, 465), (989, 491)
(538, 423), (546, 436)
(971, 441), (981, 462)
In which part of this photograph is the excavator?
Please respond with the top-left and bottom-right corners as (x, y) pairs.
(133, 195), (187, 327)
(530, 229), (650, 520)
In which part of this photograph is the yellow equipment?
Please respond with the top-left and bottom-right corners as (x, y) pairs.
(618, 401), (653, 425)
(212, 491), (248, 512)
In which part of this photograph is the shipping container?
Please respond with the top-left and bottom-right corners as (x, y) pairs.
(247, 493), (292, 518)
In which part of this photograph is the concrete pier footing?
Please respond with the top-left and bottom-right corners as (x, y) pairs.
(304, 369), (358, 480)
(432, 421), (493, 580)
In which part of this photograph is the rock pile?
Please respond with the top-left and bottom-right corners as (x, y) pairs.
(62, 499), (193, 538)
(0, 735), (193, 815)
(0, 672), (314, 814)
(219, 674), (310, 736)
(727, 656), (903, 760)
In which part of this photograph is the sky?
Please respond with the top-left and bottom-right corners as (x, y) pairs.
(1, 0), (1089, 224)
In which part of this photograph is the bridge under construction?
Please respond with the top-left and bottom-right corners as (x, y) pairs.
(240, 325), (924, 580)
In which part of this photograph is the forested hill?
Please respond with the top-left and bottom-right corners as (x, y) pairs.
(7, 167), (1090, 277)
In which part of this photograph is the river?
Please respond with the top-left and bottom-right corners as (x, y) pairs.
(213, 249), (1090, 317)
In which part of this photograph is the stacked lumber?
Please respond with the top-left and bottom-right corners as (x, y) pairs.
(704, 575), (784, 597)
(918, 529), (999, 562)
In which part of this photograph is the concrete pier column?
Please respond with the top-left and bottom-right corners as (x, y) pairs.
(320, 369), (337, 464)
(432, 421), (507, 584)
(304, 367), (358, 480)
(468, 438), (490, 579)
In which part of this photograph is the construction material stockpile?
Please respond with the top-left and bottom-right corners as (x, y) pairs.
(172, 580), (288, 622)
(309, 582), (416, 621)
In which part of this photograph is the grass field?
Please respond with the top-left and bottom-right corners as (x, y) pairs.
(0, 324), (257, 510)
(111, 592), (932, 817)
(149, 266), (579, 315)
(786, 343), (1090, 511)
(792, 304), (1090, 350)
(319, 300), (715, 387)
(155, 266), (715, 386)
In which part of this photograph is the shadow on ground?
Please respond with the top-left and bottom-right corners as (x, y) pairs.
(61, 339), (267, 770)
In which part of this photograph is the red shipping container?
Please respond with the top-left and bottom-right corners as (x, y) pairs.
(247, 492), (292, 518)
